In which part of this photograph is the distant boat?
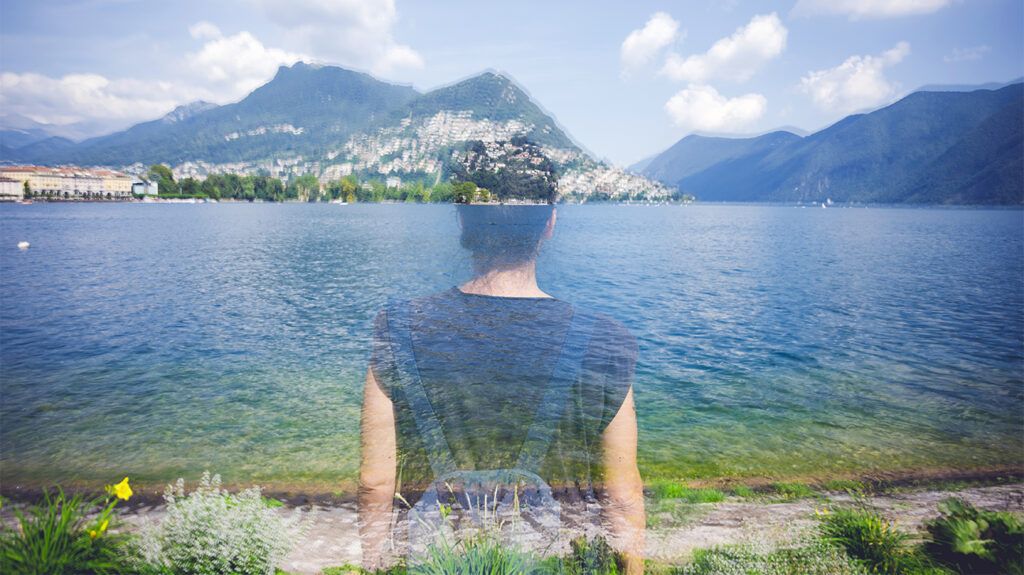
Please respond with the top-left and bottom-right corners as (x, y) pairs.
(17, 241), (30, 249)
(330, 199), (348, 205)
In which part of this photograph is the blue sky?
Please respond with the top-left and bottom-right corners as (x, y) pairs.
(1, 0), (1021, 166)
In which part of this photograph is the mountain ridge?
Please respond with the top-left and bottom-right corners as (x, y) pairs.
(639, 83), (1023, 204)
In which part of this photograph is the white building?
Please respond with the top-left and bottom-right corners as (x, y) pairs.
(0, 177), (23, 201)
(132, 180), (159, 196)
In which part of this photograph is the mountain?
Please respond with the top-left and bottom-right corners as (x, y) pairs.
(639, 83), (1024, 204)
(160, 101), (219, 124)
(4, 63), (577, 168)
(638, 131), (800, 187)
(0, 114), (56, 150)
(37, 63), (420, 166)
(404, 72), (576, 149)
(915, 77), (1023, 93)
(0, 62), (666, 200)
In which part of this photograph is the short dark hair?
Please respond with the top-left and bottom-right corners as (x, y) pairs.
(457, 204), (554, 269)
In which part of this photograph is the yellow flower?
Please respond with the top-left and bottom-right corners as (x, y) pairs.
(88, 529), (98, 539)
(110, 477), (132, 501)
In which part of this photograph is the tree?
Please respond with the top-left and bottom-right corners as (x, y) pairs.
(201, 175), (222, 200)
(476, 188), (491, 203)
(179, 177), (200, 197)
(22, 181), (31, 199)
(287, 174), (320, 202)
(454, 181), (477, 203)
(147, 164), (179, 196)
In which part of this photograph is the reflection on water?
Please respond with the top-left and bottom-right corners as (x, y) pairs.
(0, 203), (1021, 488)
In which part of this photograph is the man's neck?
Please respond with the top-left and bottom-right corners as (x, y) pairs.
(458, 262), (552, 298)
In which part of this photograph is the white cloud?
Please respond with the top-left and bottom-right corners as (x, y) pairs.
(621, 12), (680, 72)
(0, 72), (191, 127)
(664, 84), (767, 132)
(944, 45), (990, 63)
(188, 21), (222, 40)
(800, 42), (910, 114)
(793, 0), (950, 19)
(660, 13), (786, 83)
(0, 25), (309, 134)
(185, 29), (308, 99)
(250, 0), (423, 76)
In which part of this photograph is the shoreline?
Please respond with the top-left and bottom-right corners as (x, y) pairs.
(2, 463), (1021, 509)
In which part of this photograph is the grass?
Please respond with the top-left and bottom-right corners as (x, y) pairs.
(0, 489), (132, 575)
(770, 482), (818, 501)
(819, 507), (927, 574)
(730, 485), (758, 498)
(650, 482), (725, 503)
(823, 479), (868, 493)
(923, 497), (1024, 575)
(674, 541), (871, 575)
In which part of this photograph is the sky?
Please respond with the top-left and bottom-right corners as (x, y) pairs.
(1, 0), (1022, 166)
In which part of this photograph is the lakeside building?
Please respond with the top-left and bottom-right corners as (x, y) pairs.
(0, 166), (134, 200)
(0, 177), (23, 201)
(132, 180), (159, 196)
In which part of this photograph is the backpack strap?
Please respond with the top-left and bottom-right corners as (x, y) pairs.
(385, 299), (457, 479)
(516, 307), (597, 472)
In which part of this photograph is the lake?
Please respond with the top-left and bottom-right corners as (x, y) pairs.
(1, 202), (1021, 491)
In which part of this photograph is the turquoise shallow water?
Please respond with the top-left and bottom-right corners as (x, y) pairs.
(0, 203), (1021, 489)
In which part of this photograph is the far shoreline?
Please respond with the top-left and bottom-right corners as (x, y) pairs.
(3, 199), (1023, 209)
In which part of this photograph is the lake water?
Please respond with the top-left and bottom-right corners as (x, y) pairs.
(1, 203), (1021, 491)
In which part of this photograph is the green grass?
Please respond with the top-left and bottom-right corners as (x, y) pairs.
(730, 485), (758, 498)
(262, 496), (285, 508)
(818, 507), (946, 575)
(674, 541), (871, 575)
(923, 497), (1024, 575)
(771, 482), (818, 501)
(0, 490), (132, 575)
(823, 479), (867, 493)
(650, 482), (725, 503)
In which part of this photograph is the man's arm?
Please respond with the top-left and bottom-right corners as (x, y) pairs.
(358, 367), (397, 570)
(600, 386), (645, 574)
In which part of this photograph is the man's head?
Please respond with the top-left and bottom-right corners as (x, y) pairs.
(457, 204), (556, 271)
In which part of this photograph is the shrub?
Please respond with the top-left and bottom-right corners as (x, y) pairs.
(0, 479), (134, 575)
(676, 541), (870, 575)
(549, 536), (624, 575)
(410, 533), (536, 575)
(133, 472), (306, 575)
(923, 497), (1024, 575)
(819, 507), (929, 574)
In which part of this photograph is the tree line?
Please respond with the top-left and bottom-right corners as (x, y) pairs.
(143, 165), (490, 203)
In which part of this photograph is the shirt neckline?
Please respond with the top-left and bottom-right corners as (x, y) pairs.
(451, 286), (559, 301)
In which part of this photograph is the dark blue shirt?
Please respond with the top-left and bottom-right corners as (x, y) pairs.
(369, 287), (637, 494)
